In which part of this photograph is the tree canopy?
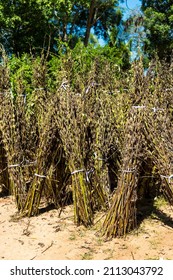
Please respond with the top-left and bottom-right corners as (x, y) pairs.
(0, 0), (172, 64)
(0, 0), (124, 55)
(0, 0), (51, 54)
(142, 0), (173, 61)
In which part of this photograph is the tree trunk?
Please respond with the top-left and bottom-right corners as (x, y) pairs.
(84, 0), (96, 47)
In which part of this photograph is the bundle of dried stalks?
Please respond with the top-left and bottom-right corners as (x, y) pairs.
(55, 79), (95, 226)
(0, 47), (18, 199)
(0, 48), (10, 195)
(22, 104), (68, 216)
(0, 130), (10, 195)
(102, 107), (145, 238)
(144, 105), (173, 204)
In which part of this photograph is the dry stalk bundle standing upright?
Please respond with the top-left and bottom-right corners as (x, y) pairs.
(0, 91), (19, 200)
(22, 92), (68, 216)
(14, 55), (60, 215)
(144, 107), (173, 205)
(89, 88), (121, 200)
(0, 130), (10, 195)
(56, 80), (95, 226)
(1, 54), (40, 210)
(0, 48), (11, 195)
(142, 60), (173, 205)
(11, 91), (33, 210)
(102, 107), (146, 238)
(0, 47), (22, 201)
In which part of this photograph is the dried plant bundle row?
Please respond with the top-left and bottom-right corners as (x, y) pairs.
(0, 48), (173, 238)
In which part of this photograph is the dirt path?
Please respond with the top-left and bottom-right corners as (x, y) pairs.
(0, 196), (173, 260)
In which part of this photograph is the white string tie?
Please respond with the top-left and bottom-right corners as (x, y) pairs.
(160, 174), (173, 183)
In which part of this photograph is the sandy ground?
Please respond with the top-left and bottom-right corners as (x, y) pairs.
(0, 196), (173, 260)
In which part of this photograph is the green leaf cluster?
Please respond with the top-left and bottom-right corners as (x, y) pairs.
(0, 0), (123, 55)
(142, 0), (173, 61)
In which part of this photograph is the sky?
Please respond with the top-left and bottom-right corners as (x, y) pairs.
(122, 0), (141, 9)
(121, 0), (142, 18)
(98, 0), (142, 46)
(120, 1), (143, 58)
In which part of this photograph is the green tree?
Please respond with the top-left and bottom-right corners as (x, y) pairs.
(0, 0), (124, 54)
(42, 0), (123, 48)
(142, 0), (173, 61)
(0, 0), (53, 54)
(83, 0), (122, 46)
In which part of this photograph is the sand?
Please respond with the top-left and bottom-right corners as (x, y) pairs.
(0, 196), (173, 260)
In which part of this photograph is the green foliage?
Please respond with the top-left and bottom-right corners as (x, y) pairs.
(142, 0), (173, 61)
(85, 1), (122, 42)
(0, 0), (124, 55)
(9, 54), (33, 98)
(100, 42), (131, 69)
(0, 0), (52, 54)
(47, 41), (130, 92)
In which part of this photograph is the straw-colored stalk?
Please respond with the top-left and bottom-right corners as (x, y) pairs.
(22, 176), (44, 216)
(102, 108), (145, 238)
(144, 107), (173, 205)
(70, 162), (93, 226)
(0, 130), (10, 195)
(22, 138), (64, 216)
(103, 169), (139, 237)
